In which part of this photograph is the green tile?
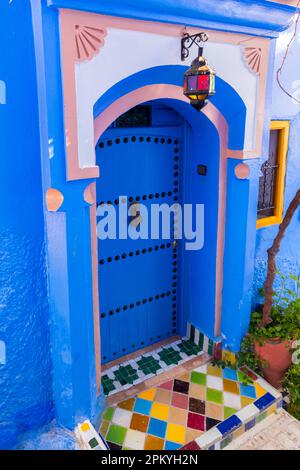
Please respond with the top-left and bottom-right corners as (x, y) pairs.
(137, 355), (161, 375)
(89, 437), (99, 449)
(224, 406), (238, 419)
(191, 371), (206, 385)
(102, 406), (115, 421)
(198, 332), (204, 350)
(178, 340), (202, 356)
(106, 424), (127, 446)
(102, 375), (116, 395)
(238, 370), (253, 385)
(220, 434), (232, 449)
(256, 411), (267, 423)
(207, 388), (223, 404)
(208, 340), (214, 356)
(159, 347), (181, 366)
(114, 365), (139, 385)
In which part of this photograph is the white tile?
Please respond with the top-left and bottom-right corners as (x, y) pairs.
(124, 429), (146, 450)
(203, 336), (209, 352)
(223, 392), (242, 409)
(194, 363), (208, 374)
(186, 323), (191, 337)
(235, 404), (259, 422)
(194, 328), (200, 346)
(196, 427), (222, 448)
(207, 375), (223, 391)
(112, 408), (133, 427)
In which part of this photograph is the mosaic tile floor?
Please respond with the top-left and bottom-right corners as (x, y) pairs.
(99, 362), (272, 450)
(101, 338), (204, 397)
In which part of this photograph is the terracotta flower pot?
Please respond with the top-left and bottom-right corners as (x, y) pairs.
(254, 338), (292, 389)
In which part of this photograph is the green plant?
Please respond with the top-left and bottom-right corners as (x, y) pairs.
(250, 272), (300, 343)
(282, 362), (300, 420)
(236, 335), (263, 372)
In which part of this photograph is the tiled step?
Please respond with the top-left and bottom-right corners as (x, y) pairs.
(98, 361), (282, 451)
(101, 337), (207, 398)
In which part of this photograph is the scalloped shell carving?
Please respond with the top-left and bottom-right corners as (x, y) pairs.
(75, 25), (106, 61)
(243, 47), (262, 75)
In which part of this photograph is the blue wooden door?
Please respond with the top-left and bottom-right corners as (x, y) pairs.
(96, 126), (182, 364)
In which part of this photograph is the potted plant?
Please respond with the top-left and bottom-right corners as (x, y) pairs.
(250, 189), (300, 387)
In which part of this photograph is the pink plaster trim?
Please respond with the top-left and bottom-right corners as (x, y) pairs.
(59, 10), (107, 180)
(234, 163), (250, 179)
(46, 188), (64, 212)
(59, 9), (270, 181)
(89, 183), (101, 393)
(94, 84), (227, 337)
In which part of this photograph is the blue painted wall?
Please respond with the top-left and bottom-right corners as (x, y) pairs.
(0, 0), (53, 449)
(252, 25), (300, 307)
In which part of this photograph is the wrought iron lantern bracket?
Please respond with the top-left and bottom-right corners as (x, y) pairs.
(181, 32), (209, 61)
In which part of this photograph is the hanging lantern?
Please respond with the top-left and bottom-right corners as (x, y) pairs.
(181, 33), (216, 111)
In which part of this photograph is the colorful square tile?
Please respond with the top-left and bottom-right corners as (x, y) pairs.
(112, 408), (132, 428)
(144, 435), (164, 450)
(124, 429), (146, 450)
(159, 380), (174, 390)
(254, 382), (268, 398)
(191, 371), (206, 385)
(222, 367), (238, 381)
(206, 375), (223, 391)
(206, 388), (223, 404)
(173, 379), (189, 394)
(239, 383), (257, 399)
(217, 415), (241, 436)
(189, 383), (206, 400)
(168, 407), (187, 425)
(150, 402), (169, 421)
(165, 441), (182, 450)
(189, 397), (205, 415)
(205, 417), (221, 431)
(207, 364), (222, 377)
(181, 441), (201, 450)
(205, 402), (223, 421)
(254, 392), (276, 411)
(118, 398), (135, 411)
(102, 407), (115, 421)
(130, 413), (149, 433)
(224, 406), (238, 419)
(154, 388), (172, 404)
(148, 418), (167, 439)
(166, 423), (186, 444)
(106, 424), (127, 446)
(241, 396), (254, 407)
(187, 412), (205, 431)
(100, 419), (109, 437)
(134, 398), (152, 416)
(138, 388), (156, 401)
(223, 391), (241, 409)
(223, 378), (239, 394)
(107, 442), (122, 450)
(171, 392), (189, 409)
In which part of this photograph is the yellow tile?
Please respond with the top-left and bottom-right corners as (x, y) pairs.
(222, 350), (236, 366)
(185, 428), (203, 443)
(81, 422), (90, 432)
(232, 425), (244, 440)
(255, 383), (267, 398)
(241, 396), (254, 407)
(166, 423), (186, 444)
(150, 402), (169, 421)
(138, 387), (156, 401)
(267, 404), (277, 416)
(207, 364), (222, 377)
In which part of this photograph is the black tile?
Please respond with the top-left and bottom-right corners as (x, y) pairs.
(206, 417), (221, 431)
(189, 397), (205, 415)
(107, 441), (122, 450)
(173, 379), (189, 394)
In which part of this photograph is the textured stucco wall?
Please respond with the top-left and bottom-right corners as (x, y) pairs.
(0, 0), (53, 449)
(253, 23), (300, 306)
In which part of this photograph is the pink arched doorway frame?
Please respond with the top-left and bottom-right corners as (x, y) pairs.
(92, 84), (229, 388)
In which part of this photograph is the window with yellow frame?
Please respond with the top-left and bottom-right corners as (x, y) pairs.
(257, 121), (290, 229)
